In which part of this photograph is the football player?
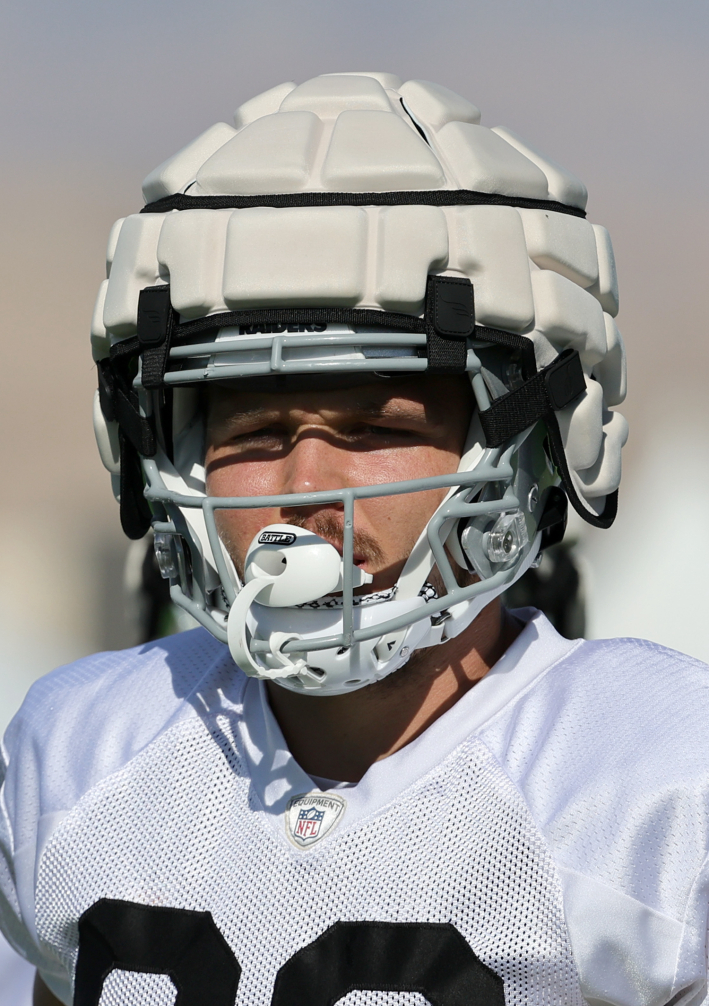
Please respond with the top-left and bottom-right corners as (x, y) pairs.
(3, 73), (707, 1006)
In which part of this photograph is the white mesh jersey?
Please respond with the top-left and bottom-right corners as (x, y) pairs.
(2, 611), (709, 1006)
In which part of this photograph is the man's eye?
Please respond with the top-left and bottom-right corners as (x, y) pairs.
(351, 425), (416, 440)
(231, 426), (284, 445)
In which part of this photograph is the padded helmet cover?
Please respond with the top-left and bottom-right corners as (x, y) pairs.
(91, 73), (628, 692)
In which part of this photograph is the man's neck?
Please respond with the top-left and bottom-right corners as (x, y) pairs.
(266, 600), (522, 784)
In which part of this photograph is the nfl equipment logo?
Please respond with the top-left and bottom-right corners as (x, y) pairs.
(295, 806), (325, 841)
(285, 792), (346, 850)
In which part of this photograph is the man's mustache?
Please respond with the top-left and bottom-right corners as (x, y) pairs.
(217, 509), (384, 581)
(281, 511), (384, 567)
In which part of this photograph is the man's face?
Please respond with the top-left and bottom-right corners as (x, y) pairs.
(205, 376), (473, 592)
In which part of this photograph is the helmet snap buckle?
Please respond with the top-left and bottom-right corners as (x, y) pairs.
(153, 531), (190, 592)
(484, 511), (529, 564)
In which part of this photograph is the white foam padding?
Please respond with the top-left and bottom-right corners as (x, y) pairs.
(157, 210), (232, 318)
(591, 225), (619, 317)
(196, 112), (321, 195)
(142, 123), (237, 204)
(103, 214), (166, 337)
(280, 74), (394, 116)
(135, 75), (598, 205)
(99, 73), (628, 512)
(452, 205), (534, 333)
(222, 207), (368, 308)
(518, 210), (598, 289)
(324, 71), (403, 89)
(593, 316), (626, 406)
(90, 279), (110, 361)
(375, 206), (448, 313)
(526, 330), (559, 370)
(435, 123), (549, 198)
(557, 377), (604, 472)
(93, 390), (121, 475)
(531, 271), (607, 369)
(492, 127), (588, 211)
(399, 80), (481, 131)
(573, 409), (628, 498)
(233, 81), (296, 130)
(106, 218), (125, 278)
(101, 202), (613, 327)
(321, 111), (445, 192)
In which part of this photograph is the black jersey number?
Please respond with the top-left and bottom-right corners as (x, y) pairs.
(74, 900), (240, 1006)
(74, 900), (505, 1006)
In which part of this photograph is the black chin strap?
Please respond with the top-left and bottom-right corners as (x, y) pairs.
(477, 348), (618, 529)
(424, 275), (473, 374)
(479, 348), (585, 447)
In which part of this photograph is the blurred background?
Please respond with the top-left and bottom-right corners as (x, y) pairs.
(1, 0), (707, 997)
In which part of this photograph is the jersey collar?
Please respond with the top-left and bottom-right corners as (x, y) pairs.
(237, 609), (580, 840)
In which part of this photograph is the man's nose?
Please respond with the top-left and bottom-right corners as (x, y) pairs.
(280, 430), (347, 496)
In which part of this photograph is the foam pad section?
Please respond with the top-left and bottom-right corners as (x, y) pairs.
(196, 112), (321, 195)
(103, 214), (166, 336)
(100, 72), (628, 519)
(399, 80), (481, 131)
(556, 377), (604, 472)
(526, 330), (559, 370)
(142, 123), (236, 203)
(593, 316), (626, 406)
(591, 224), (619, 317)
(280, 74), (394, 115)
(234, 81), (296, 130)
(531, 271), (607, 369)
(321, 110), (445, 191)
(492, 127), (588, 211)
(91, 280), (110, 361)
(573, 409), (628, 497)
(435, 123), (549, 198)
(519, 210), (598, 289)
(451, 205), (534, 333)
(106, 218), (125, 278)
(93, 390), (121, 474)
(222, 206), (367, 308)
(375, 206), (448, 312)
(324, 71), (403, 89)
(158, 210), (232, 318)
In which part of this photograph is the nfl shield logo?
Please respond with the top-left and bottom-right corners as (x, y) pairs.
(285, 792), (346, 850)
(295, 806), (325, 841)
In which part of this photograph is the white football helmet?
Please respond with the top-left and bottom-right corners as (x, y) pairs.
(91, 72), (628, 694)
